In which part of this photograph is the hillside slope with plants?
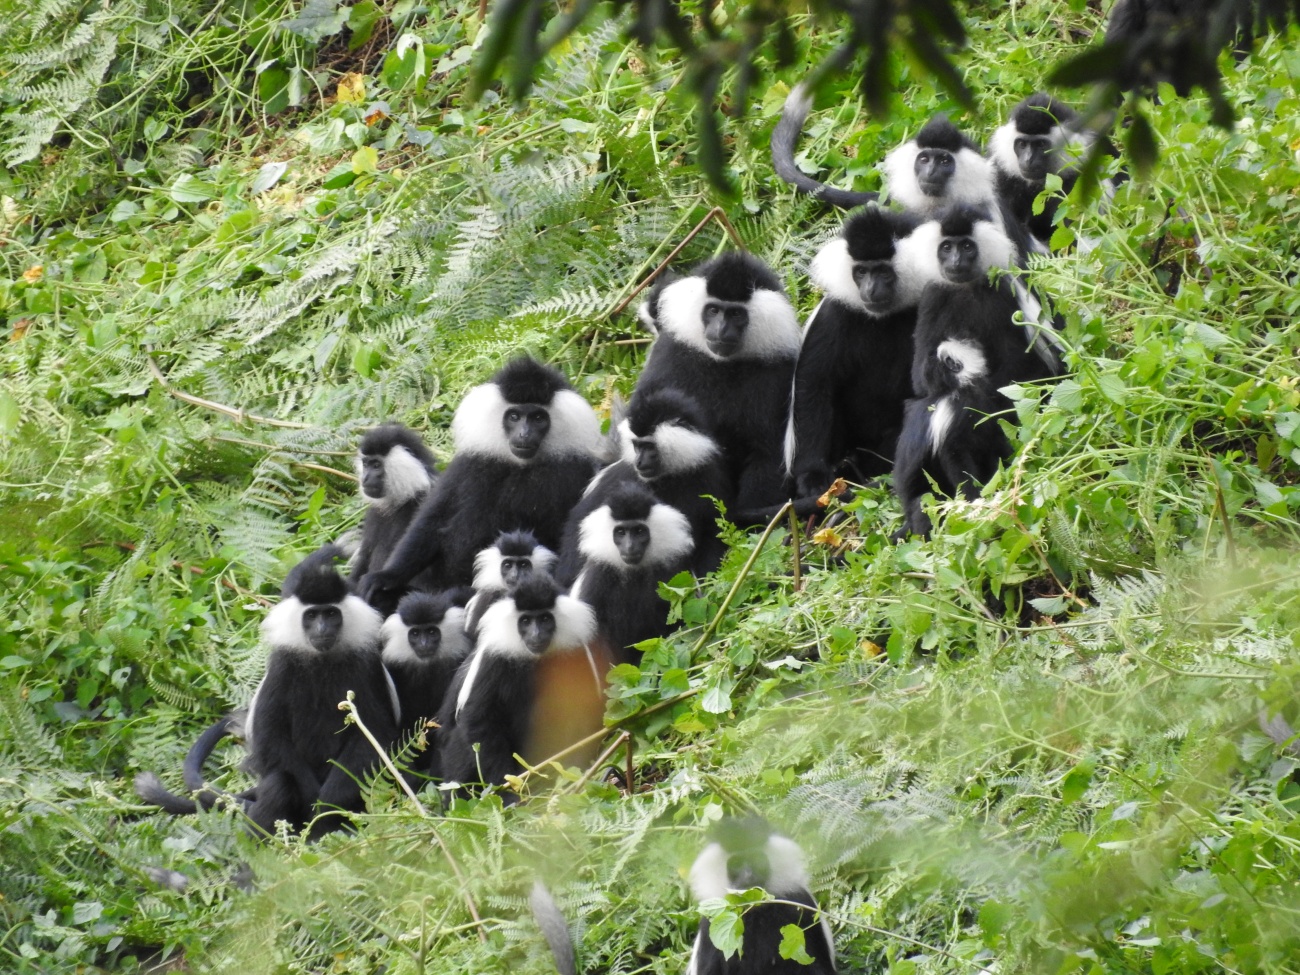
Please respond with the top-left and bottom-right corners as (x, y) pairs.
(2, 1), (1299, 972)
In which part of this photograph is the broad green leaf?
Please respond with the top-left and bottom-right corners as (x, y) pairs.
(699, 682), (733, 714)
(1061, 760), (1094, 804)
(707, 910), (744, 958)
(251, 161), (288, 194)
(170, 174), (218, 204)
(258, 67), (291, 114)
(352, 146), (380, 175)
(778, 924), (814, 964)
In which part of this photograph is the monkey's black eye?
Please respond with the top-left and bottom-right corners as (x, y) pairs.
(939, 240), (952, 253)
(960, 239), (976, 253)
(505, 409), (521, 422)
(703, 302), (720, 317)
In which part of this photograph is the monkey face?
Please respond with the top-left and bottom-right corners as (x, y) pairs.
(938, 235), (981, 284)
(302, 604), (345, 651)
(406, 622), (443, 659)
(914, 148), (956, 196)
(725, 846), (772, 890)
(612, 520), (651, 566)
(851, 259), (898, 314)
(502, 405), (552, 460)
(701, 300), (750, 357)
(632, 437), (661, 479)
(360, 453), (386, 499)
(499, 556), (533, 589)
(517, 610), (557, 654)
(1014, 135), (1053, 181)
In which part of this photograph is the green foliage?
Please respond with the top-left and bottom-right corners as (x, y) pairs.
(1, 2), (1300, 973)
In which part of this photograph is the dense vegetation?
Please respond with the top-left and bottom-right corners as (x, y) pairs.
(2, 1), (1300, 972)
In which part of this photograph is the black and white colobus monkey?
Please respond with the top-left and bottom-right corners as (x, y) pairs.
(359, 358), (601, 605)
(687, 818), (836, 975)
(785, 205), (928, 495)
(989, 94), (1088, 251)
(636, 253), (801, 515)
(381, 588), (473, 775)
(350, 424), (439, 614)
(893, 337), (1015, 537)
(243, 546), (399, 838)
(774, 88), (993, 214)
(438, 575), (598, 797)
(566, 388), (733, 579)
(463, 529), (557, 638)
(564, 482), (695, 665)
(911, 203), (1064, 388)
(136, 547), (399, 837)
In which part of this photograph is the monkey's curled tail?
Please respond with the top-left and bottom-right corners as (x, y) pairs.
(135, 711), (255, 815)
(530, 881), (578, 975)
(771, 83), (878, 210)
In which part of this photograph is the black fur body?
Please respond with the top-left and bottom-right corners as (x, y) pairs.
(360, 359), (600, 603)
(636, 253), (801, 516)
(787, 206), (927, 494)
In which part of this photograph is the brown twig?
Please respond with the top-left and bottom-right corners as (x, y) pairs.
(609, 207), (747, 318)
(340, 693), (487, 942)
(211, 435), (354, 457)
(294, 462), (358, 482)
(625, 736), (635, 794)
(147, 357), (313, 430)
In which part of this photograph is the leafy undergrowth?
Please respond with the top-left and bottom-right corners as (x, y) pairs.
(2, 1), (1300, 972)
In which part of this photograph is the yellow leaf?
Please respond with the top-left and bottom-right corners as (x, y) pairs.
(818, 478), (848, 507)
(21, 265), (43, 283)
(812, 527), (843, 547)
(336, 72), (366, 104)
(860, 640), (883, 658)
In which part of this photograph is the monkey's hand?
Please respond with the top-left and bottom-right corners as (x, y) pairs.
(358, 570), (405, 606)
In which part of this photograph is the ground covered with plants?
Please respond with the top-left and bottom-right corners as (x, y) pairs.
(2, 1), (1300, 972)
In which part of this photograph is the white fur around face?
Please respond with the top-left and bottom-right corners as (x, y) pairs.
(655, 276), (801, 363)
(883, 141), (995, 213)
(361, 445), (432, 508)
(930, 396), (956, 452)
(471, 542), (557, 590)
(809, 237), (865, 311)
(261, 594), (381, 653)
(380, 606), (471, 666)
(937, 339), (988, 385)
(652, 422), (721, 475)
(380, 612), (414, 663)
(893, 220), (944, 288)
(616, 419), (637, 465)
(456, 594), (596, 714)
(578, 506), (625, 568)
(987, 121), (1019, 177)
(578, 504), (694, 570)
(687, 835), (813, 899)
(655, 276), (714, 357)
(971, 221), (1016, 274)
(451, 382), (601, 463)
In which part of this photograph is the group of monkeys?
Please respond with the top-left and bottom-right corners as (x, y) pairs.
(135, 89), (1097, 973)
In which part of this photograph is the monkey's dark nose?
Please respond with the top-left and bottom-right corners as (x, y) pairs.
(634, 442), (661, 479)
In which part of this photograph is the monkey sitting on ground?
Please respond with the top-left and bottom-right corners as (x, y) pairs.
(381, 588), (474, 778)
(438, 575), (601, 800)
(350, 423), (439, 615)
(636, 252), (802, 515)
(360, 358), (601, 605)
(564, 482), (695, 665)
